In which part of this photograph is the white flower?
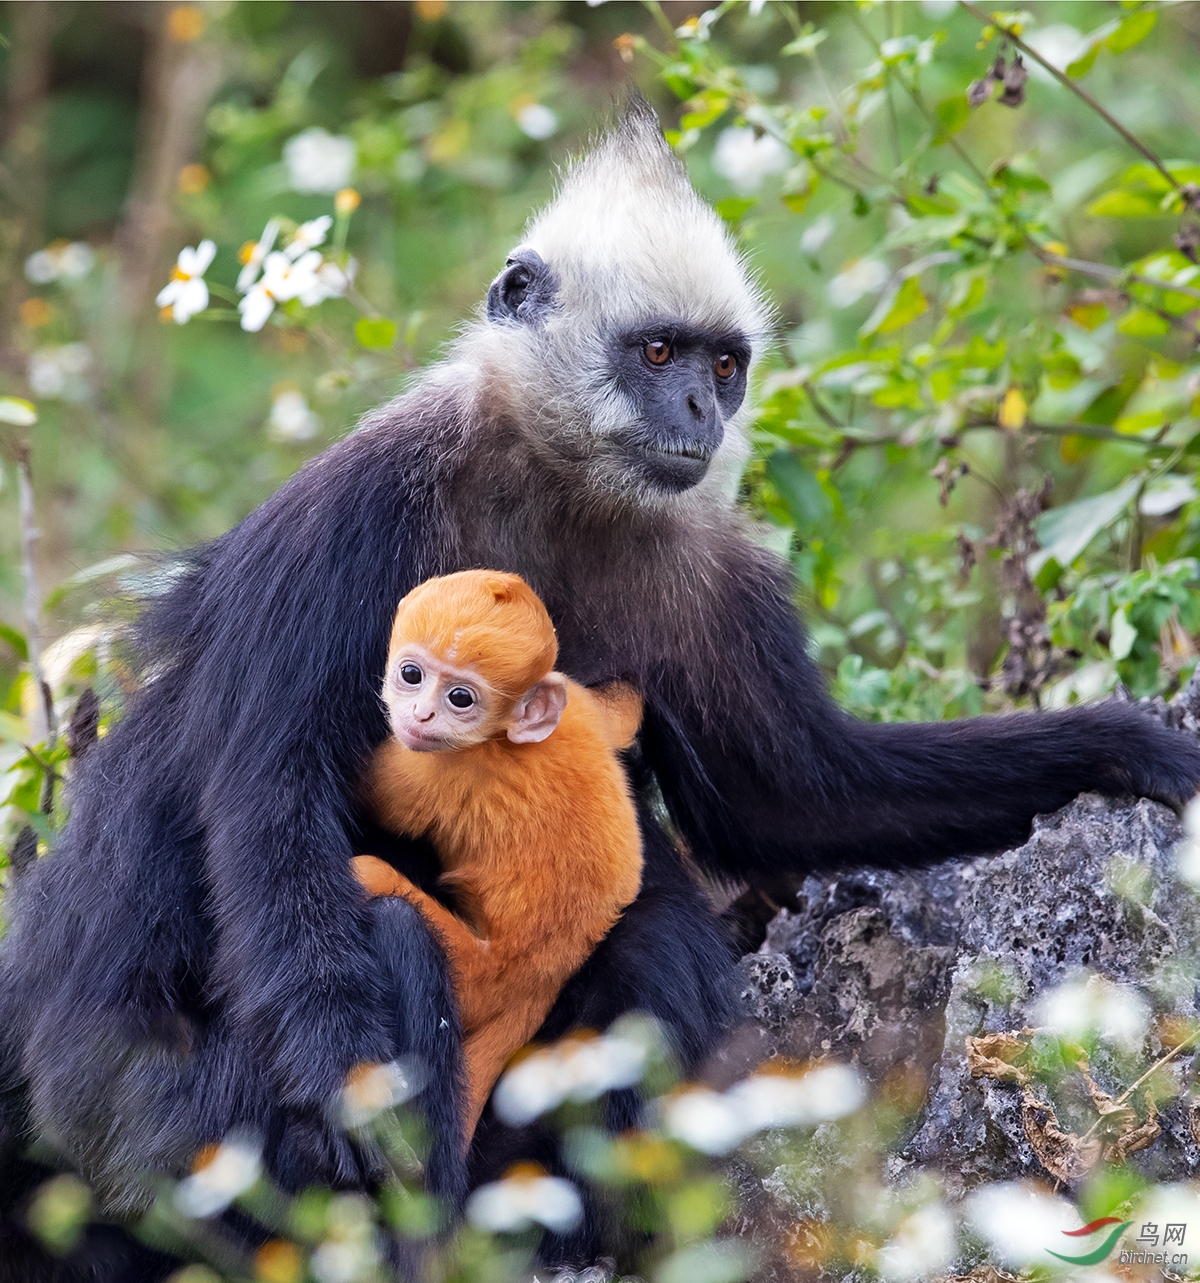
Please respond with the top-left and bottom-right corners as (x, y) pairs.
(964, 1181), (1078, 1268)
(713, 126), (789, 193)
(467, 1170), (583, 1234)
(28, 344), (92, 401)
(284, 128), (356, 194)
(238, 249), (331, 331)
(268, 389), (321, 443)
(517, 103), (558, 141)
(310, 1195), (380, 1283)
(175, 1135), (261, 1218)
(800, 214), (834, 256)
(155, 240), (215, 324)
(236, 220), (279, 293)
(493, 1029), (650, 1126)
(316, 257), (356, 298)
(339, 1059), (420, 1127)
(827, 257), (889, 308)
(287, 215), (334, 260)
(1033, 973), (1150, 1050)
(1177, 796), (1200, 886)
(731, 1062), (865, 1130)
(876, 1203), (956, 1282)
(664, 1064), (864, 1155)
(25, 240), (95, 285)
(663, 1089), (745, 1155)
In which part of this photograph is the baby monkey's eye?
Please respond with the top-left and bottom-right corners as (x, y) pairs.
(644, 340), (672, 366)
(447, 687), (475, 710)
(399, 664), (423, 685)
(714, 353), (737, 380)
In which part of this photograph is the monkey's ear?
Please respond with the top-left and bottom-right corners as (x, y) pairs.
(507, 673), (567, 744)
(486, 248), (557, 325)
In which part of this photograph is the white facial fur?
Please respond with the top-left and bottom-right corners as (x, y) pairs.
(444, 102), (775, 508)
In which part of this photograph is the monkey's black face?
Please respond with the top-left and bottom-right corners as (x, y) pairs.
(609, 323), (750, 492)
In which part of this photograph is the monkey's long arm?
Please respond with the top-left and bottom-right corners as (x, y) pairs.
(647, 551), (1200, 876)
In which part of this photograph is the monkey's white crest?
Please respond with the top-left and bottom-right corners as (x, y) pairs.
(525, 99), (772, 345)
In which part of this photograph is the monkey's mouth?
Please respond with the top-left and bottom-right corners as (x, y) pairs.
(651, 442), (715, 462)
(395, 725), (451, 752)
(629, 439), (716, 493)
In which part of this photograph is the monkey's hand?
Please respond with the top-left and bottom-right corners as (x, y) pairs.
(351, 854), (415, 899)
(591, 680), (643, 750)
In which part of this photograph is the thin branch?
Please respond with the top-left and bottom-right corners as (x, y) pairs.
(802, 380), (845, 429)
(958, 0), (1185, 196)
(966, 417), (1175, 446)
(1032, 246), (1200, 304)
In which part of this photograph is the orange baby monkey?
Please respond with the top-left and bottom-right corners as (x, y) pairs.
(351, 570), (643, 1146)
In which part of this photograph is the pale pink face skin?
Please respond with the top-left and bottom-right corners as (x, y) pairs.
(383, 643), (567, 753)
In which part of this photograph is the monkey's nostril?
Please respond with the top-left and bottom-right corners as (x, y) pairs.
(687, 393), (703, 418)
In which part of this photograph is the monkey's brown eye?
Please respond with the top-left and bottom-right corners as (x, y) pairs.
(447, 687), (475, 709)
(644, 340), (672, 366)
(399, 664), (422, 685)
(714, 354), (737, 380)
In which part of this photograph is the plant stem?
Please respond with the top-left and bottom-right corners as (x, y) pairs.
(1077, 1026), (1200, 1145)
(957, 0), (1184, 195)
(15, 445), (51, 744)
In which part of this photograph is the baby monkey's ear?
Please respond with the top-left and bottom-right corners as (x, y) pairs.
(507, 673), (568, 744)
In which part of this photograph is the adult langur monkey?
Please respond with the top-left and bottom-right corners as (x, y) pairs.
(2, 99), (1199, 1277)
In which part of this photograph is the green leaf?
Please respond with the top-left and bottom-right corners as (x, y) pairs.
(906, 191), (960, 218)
(1065, 41), (1101, 79)
(861, 276), (927, 337)
(781, 28), (828, 57)
(884, 213), (967, 248)
(989, 159), (1050, 193)
(0, 396), (36, 426)
(680, 90), (729, 130)
(1086, 189), (1164, 218)
(1140, 474), (1197, 516)
(1032, 477), (1142, 575)
(1104, 8), (1156, 54)
(714, 196), (757, 227)
(780, 162), (818, 213)
(946, 271), (988, 319)
(1117, 306), (1170, 338)
(355, 317), (398, 350)
(1109, 605), (1138, 660)
(935, 94), (970, 136)
(765, 451), (832, 531)
(0, 625), (27, 662)
(1115, 407), (1165, 434)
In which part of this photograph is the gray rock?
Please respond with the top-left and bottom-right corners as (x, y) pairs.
(737, 790), (1200, 1198)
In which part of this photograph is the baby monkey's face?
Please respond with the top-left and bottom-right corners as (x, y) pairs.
(384, 642), (568, 753)
(385, 644), (496, 752)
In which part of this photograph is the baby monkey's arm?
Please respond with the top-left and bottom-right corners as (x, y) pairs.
(590, 680), (643, 750)
(350, 855), (493, 1031)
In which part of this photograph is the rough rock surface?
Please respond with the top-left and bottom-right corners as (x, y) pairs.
(736, 790), (1200, 1196)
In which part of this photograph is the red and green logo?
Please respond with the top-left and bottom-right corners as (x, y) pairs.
(1047, 1217), (1133, 1265)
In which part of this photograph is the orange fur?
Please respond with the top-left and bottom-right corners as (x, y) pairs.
(353, 572), (643, 1145)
